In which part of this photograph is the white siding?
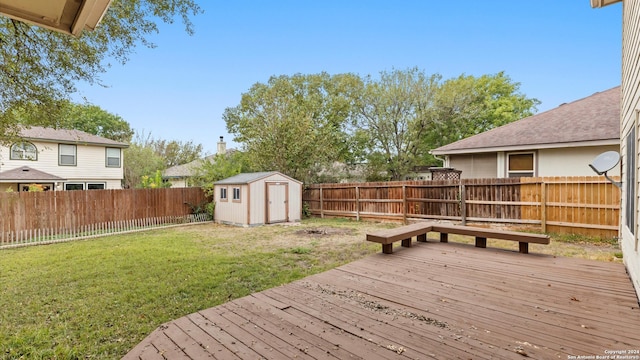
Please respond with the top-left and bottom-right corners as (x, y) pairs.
(537, 146), (621, 177)
(249, 180), (266, 225)
(168, 178), (188, 188)
(0, 140), (124, 189)
(620, 0), (640, 299)
(213, 172), (302, 226)
(214, 184), (248, 226)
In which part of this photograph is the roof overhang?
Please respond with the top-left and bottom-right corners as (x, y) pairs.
(590, 0), (622, 8)
(0, 0), (112, 36)
(430, 139), (620, 156)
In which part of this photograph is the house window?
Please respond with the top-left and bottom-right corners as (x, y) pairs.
(65, 183), (84, 190)
(59, 144), (77, 166)
(232, 187), (241, 201)
(87, 183), (105, 190)
(220, 187), (227, 201)
(507, 152), (535, 178)
(626, 129), (636, 236)
(106, 148), (121, 168)
(11, 141), (38, 160)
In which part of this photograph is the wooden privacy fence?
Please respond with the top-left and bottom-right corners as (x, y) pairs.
(0, 187), (211, 248)
(303, 176), (621, 238)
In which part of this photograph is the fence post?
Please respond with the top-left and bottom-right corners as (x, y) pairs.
(319, 187), (324, 219)
(460, 184), (467, 226)
(541, 181), (547, 233)
(355, 186), (360, 221)
(402, 185), (407, 224)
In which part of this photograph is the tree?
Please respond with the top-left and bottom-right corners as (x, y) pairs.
(192, 151), (251, 187)
(354, 68), (441, 181)
(0, 0), (202, 143)
(123, 131), (163, 188)
(12, 101), (134, 142)
(123, 142), (165, 189)
(223, 72), (362, 183)
(150, 139), (203, 168)
(422, 72), (540, 164)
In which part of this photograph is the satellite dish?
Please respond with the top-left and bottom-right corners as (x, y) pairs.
(588, 151), (621, 189)
(589, 151), (620, 175)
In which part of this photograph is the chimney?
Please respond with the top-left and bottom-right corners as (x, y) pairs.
(217, 136), (226, 155)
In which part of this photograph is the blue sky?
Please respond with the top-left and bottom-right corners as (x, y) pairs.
(73, 1), (623, 155)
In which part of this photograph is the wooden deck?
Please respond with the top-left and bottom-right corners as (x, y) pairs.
(123, 241), (640, 359)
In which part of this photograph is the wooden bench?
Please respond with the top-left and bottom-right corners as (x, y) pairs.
(430, 224), (550, 254)
(366, 222), (550, 254)
(365, 222), (433, 254)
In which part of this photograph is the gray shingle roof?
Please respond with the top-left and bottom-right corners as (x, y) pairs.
(163, 155), (217, 178)
(431, 86), (620, 154)
(214, 172), (279, 185)
(0, 166), (66, 182)
(19, 126), (128, 148)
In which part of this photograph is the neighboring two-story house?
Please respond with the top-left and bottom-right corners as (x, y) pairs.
(0, 126), (128, 191)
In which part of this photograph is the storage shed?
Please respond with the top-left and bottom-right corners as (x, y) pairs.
(213, 172), (303, 226)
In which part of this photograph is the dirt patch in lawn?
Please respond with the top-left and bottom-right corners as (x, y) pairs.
(294, 227), (356, 237)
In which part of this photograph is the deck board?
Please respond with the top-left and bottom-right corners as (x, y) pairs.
(123, 241), (640, 359)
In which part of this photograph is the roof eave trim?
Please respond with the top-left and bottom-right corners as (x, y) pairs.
(22, 137), (129, 148)
(590, 0), (622, 8)
(430, 139), (620, 155)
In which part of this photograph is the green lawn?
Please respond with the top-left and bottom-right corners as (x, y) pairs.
(0, 218), (382, 359)
(0, 218), (619, 359)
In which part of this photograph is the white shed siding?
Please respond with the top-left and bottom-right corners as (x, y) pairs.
(537, 146), (621, 177)
(249, 180), (266, 225)
(215, 184), (248, 226)
(287, 180), (302, 222)
(620, 0), (640, 299)
(214, 172), (302, 226)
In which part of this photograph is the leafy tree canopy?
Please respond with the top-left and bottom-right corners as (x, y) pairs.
(150, 138), (203, 168)
(0, 0), (202, 141)
(10, 101), (134, 143)
(422, 72), (540, 164)
(354, 67), (441, 180)
(223, 72), (362, 183)
(122, 130), (204, 188)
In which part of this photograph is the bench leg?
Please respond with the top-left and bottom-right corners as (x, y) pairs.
(440, 233), (448, 243)
(417, 233), (427, 242)
(519, 242), (529, 254)
(382, 244), (393, 254)
(401, 238), (412, 248)
(475, 237), (487, 248)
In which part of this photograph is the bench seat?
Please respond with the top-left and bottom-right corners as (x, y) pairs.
(366, 222), (432, 254)
(366, 222), (550, 254)
(431, 224), (550, 254)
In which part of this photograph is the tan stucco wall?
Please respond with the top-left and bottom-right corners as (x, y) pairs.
(537, 146), (620, 177)
(448, 153), (498, 179)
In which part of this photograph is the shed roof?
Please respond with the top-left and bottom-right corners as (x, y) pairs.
(0, 166), (66, 182)
(431, 86), (620, 155)
(19, 126), (128, 148)
(214, 171), (302, 185)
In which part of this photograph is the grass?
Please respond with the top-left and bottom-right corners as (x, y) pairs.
(0, 218), (381, 359)
(0, 218), (621, 359)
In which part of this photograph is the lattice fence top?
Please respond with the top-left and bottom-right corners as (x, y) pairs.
(431, 168), (462, 181)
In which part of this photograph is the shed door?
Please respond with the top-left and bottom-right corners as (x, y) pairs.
(267, 182), (288, 224)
